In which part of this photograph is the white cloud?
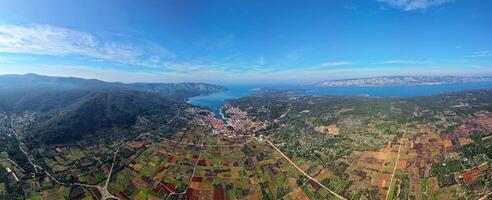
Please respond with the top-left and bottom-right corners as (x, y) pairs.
(0, 24), (173, 68)
(164, 61), (218, 73)
(377, 0), (453, 11)
(320, 61), (352, 67)
(0, 24), (94, 55)
(381, 60), (431, 64)
(464, 51), (492, 58)
(0, 23), (252, 74)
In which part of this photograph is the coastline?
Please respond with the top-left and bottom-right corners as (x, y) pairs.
(218, 107), (228, 120)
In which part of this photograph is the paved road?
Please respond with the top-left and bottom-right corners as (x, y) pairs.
(97, 147), (121, 200)
(165, 134), (206, 200)
(265, 139), (347, 200)
(479, 191), (492, 200)
(10, 118), (120, 200)
(385, 133), (405, 200)
(0, 158), (26, 173)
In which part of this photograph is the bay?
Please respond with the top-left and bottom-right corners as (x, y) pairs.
(188, 82), (492, 119)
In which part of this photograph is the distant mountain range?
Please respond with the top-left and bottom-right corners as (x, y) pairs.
(314, 76), (492, 87)
(0, 73), (225, 100)
(0, 73), (225, 145)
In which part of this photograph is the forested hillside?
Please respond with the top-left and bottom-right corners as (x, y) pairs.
(0, 74), (224, 145)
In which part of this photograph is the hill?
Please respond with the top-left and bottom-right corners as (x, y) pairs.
(0, 74), (224, 144)
(0, 73), (225, 112)
(28, 89), (184, 145)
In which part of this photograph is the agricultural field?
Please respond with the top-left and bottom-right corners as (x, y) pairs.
(108, 123), (337, 200)
(1, 84), (492, 200)
(228, 90), (492, 200)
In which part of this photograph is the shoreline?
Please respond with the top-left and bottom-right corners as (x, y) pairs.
(218, 107), (229, 123)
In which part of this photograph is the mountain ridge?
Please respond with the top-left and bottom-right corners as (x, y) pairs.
(0, 73), (225, 145)
(0, 73), (225, 112)
(314, 75), (492, 87)
(0, 73), (225, 97)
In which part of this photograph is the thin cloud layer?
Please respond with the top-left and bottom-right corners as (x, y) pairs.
(377, 0), (453, 11)
(0, 24), (173, 68)
(320, 61), (352, 67)
(381, 60), (432, 64)
(464, 51), (492, 58)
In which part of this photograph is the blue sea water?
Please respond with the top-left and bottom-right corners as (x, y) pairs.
(188, 82), (492, 118)
(187, 85), (261, 118)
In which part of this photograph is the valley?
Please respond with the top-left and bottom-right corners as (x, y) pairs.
(0, 75), (491, 200)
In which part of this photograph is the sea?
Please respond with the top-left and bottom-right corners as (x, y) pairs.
(187, 82), (492, 119)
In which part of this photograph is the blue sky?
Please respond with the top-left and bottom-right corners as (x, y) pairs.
(0, 0), (491, 84)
